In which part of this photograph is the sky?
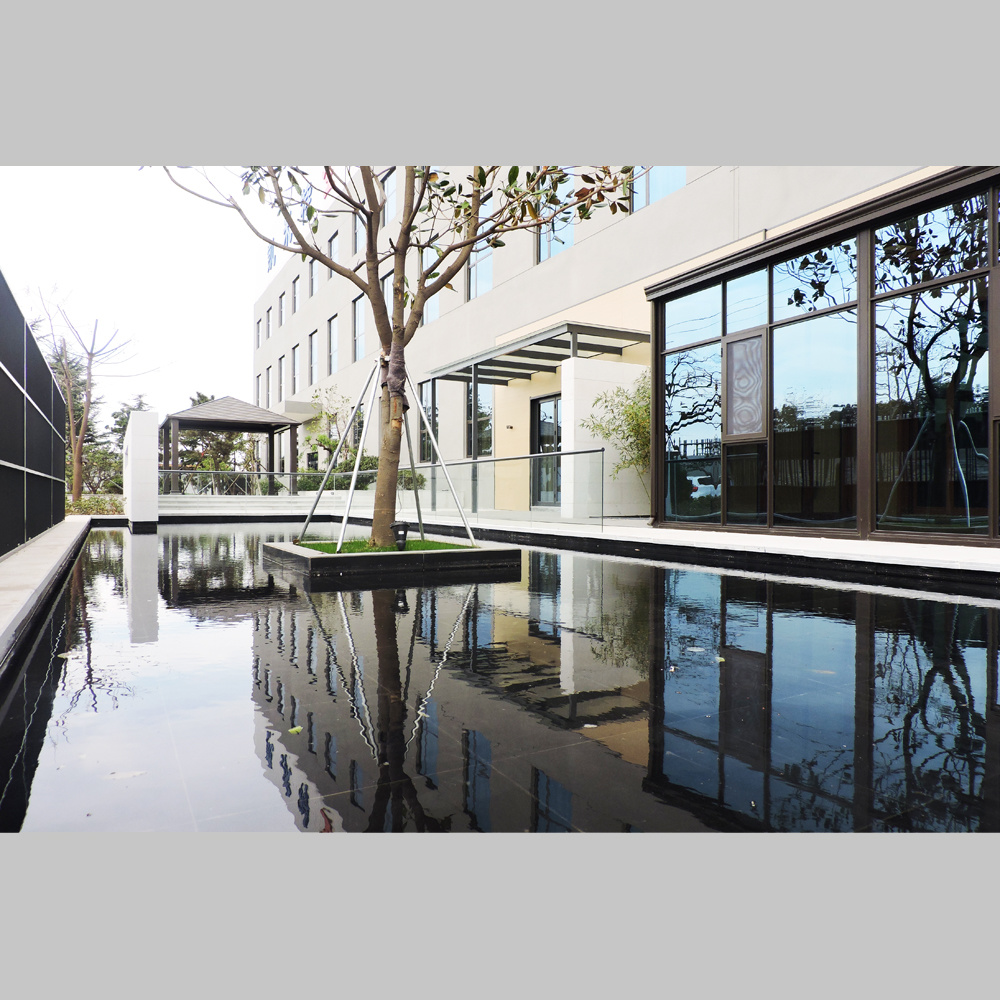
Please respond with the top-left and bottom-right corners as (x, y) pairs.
(0, 166), (275, 428)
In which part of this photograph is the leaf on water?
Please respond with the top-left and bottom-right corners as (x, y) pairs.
(289, 726), (303, 735)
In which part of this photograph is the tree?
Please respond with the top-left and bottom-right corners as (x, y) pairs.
(165, 165), (636, 546)
(35, 300), (132, 502)
(580, 370), (652, 499)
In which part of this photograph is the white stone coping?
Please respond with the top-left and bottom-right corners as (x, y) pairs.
(0, 516), (90, 672)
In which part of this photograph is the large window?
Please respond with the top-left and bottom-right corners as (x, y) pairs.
(653, 174), (1000, 541)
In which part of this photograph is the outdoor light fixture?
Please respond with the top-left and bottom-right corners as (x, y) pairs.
(395, 589), (409, 614)
(391, 521), (409, 551)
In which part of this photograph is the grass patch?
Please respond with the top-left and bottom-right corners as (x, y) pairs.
(297, 538), (472, 554)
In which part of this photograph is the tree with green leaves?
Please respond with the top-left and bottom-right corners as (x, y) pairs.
(580, 370), (653, 500)
(165, 165), (636, 546)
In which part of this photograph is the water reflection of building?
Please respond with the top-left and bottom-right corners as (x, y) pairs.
(647, 570), (1000, 832)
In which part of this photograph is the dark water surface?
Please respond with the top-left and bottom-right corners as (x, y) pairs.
(2, 525), (998, 832)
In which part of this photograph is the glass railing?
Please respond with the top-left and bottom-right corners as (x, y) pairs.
(157, 449), (606, 527)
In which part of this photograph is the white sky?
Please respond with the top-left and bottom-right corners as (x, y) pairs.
(0, 166), (276, 428)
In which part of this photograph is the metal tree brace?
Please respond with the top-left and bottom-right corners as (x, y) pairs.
(299, 358), (477, 549)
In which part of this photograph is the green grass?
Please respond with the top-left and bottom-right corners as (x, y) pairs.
(297, 538), (472, 554)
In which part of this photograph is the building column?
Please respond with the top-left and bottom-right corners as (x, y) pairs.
(289, 425), (298, 495)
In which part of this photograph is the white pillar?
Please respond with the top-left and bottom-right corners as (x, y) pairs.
(123, 410), (160, 530)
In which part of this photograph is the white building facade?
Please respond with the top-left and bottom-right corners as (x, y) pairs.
(252, 166), (960, 530)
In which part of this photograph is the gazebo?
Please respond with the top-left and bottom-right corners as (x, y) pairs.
(159, 396), (304, 494)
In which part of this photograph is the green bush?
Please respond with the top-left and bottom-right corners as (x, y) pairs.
(66, 494), (124, 515)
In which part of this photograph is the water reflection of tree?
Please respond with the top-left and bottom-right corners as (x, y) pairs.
(366, 589), (450, 832)
(587, 572), (652, 677)
(54, 545), (135, 724)
(873, 600), (988, 830)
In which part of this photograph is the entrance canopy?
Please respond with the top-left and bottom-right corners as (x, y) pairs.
(159, 396), (304, 491)
(427, 321), (650, 385)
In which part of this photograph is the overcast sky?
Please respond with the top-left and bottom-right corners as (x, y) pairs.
(0, 166), (276, 428)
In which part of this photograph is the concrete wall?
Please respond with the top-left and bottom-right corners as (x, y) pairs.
(123, 409), (160, 528)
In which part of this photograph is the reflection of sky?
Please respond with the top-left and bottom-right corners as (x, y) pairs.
(664, 285), (721, 349)
(772, 239), (857, 321)
(773, 311), (857, 419)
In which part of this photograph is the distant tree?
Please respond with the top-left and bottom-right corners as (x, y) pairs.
(165, 164), (637, 547)
(35, 300), (131, 502)
(179, 392), (249, 490)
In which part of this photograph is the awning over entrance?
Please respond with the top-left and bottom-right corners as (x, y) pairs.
(427, 321), (650, 386)
(159, 396), (304, 493)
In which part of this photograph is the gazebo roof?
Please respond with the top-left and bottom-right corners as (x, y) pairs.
(160, 396), (303, 433)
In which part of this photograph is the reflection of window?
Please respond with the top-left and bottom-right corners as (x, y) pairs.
(875, 280), (988, 533)
(417, 699), (439, 788)
(463, 730), (491, 831)
(630, 166), (685, 210)
(352, 296), (365, 361)
(325, 733), (337, 779)
(466, 382), (493, 457)
(350, 760), (363, 808)
(528, 550), (560, 639)
(532, 768), (572, 832)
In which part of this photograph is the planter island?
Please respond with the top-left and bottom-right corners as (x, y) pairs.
(262, 537), (522, 592)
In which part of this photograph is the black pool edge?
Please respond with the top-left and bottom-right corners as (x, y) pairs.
(88, 513), (1000, 600)
(261, 539), (523, 592)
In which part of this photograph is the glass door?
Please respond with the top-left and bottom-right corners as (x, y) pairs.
(531, 395), (562, 505)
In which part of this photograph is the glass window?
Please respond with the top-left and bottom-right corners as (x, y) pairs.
(278, 295), (284, 326)
(328, 315), (338, 375)
(255, 374), (261, 407)
(772, 310), (857, 527)
(663, 343), (722, 523)
(352, 296), (365, 361)
(726, 269), (767, 333)
(726, 336), (764, 437)
(421, 246), (439, 324)
(466, 382), (493, 457)
(664, 284), (721, 350)
(266, 308), (271, 338)
(291, 345), (300, 394)
(876, 194), (988, 293)
(309, 259), (317, 296)
(533, 768), (573, 832)
(463, 729), (492, 832)
(469, 243), (492, 299)
(292, 277), (299, 313)
(353, 212), (364, 254)
(328, 232), (338, 276)
(418, 380), (437, 462)
(308, 332), (317, 386)
(382, 168), (396, 224)
(277, 356), (284, 402)
(726, 442), (767, 526)
(538, 173), (575, 261)
(631, 166), (685, 210)
(875, 278), (988, 533)
(255, 319), (261, 349)
(381, 273), (392, 315)
(772, 237), (857, 321)
(265, 366), (271, 408)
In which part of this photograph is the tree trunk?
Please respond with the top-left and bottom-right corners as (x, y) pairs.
(371, 388), (404, 546)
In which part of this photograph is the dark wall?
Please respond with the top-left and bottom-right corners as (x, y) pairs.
(0, 269), (65, 558)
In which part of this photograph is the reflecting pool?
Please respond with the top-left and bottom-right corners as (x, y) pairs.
(2, 525), (998, 832)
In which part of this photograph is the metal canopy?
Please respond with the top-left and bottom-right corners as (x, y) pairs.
(427, 322), (650, 386)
